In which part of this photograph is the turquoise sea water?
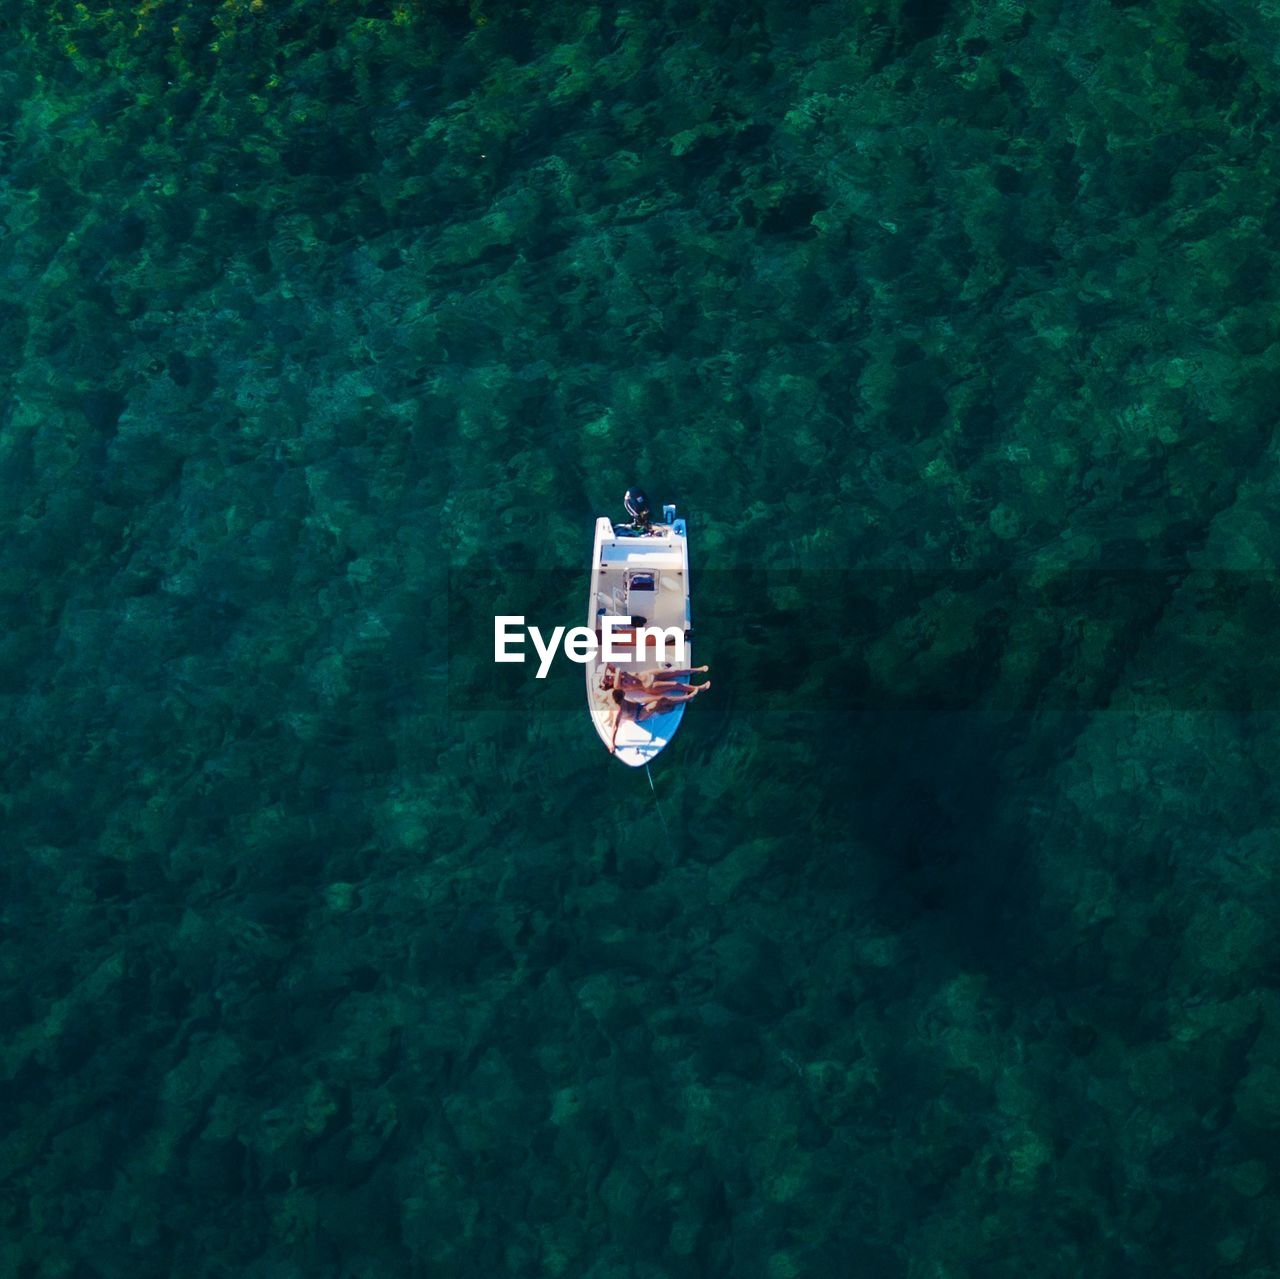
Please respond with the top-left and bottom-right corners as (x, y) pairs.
(4, 2), (1280, 1275)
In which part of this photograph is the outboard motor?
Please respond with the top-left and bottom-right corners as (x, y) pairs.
(624, 487), (651, 530)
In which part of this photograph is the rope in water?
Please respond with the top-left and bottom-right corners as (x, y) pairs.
(645, 762), (674, 854)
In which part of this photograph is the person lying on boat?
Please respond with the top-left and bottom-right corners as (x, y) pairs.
(607, 681), (711, 754)
(607, 689), (701, 753)
(599, 663), (709, 694)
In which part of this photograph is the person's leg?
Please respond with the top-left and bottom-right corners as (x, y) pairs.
(639, 666), (707, 686)
(652, 682), (709, 702)
(635, 687), (709, 718)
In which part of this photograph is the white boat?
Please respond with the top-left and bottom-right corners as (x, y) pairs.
(586, 492), (692, 767)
